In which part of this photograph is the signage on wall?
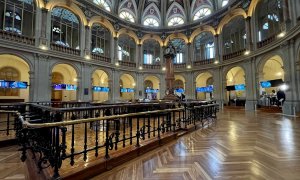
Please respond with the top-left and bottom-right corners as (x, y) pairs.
(145, 88), (159, 93)
(0, 80), (28, 89)
(93, 86), (110, 92)
(196, 85), (213, 92)
(52, 84), (77, 91)
(120, 88), (134, 93)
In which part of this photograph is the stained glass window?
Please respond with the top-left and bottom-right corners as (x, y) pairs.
(167, 17), (184, 26)
(119, 11), (135, 23)
(93, 0), (111, 12)
(193, 8), (212, 21)
(143, 18), (159, 27)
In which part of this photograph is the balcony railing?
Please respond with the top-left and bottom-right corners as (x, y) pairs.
(143, 64), (161, 69)
(50, 43), (80, 56)
(91, 53), (111, 63)
(0, 30), (35, 46)
(223, 49), (246, 60)
(174, 63), (186, 69)
(257, 35), (276, 48)
(119, 61), (136, 67)
(194, 58), (214, 66)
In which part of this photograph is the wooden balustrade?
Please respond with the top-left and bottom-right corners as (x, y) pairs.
(223, 49), (246, 60)
(193, 58), (214, 66)
(174, 63), (186, 69)
(0, 30), (35, 45)
(50, 43), (80, 56)
(119, 61), (136, 67)
(257, 35), (276, 48)
(91, 53), (111, 63)
(143, 64), (161, 69)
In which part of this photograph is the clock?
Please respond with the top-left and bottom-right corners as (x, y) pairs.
(165, 48), (170, 54)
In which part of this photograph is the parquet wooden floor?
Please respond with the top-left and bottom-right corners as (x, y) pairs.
(92, 108), (300, 180)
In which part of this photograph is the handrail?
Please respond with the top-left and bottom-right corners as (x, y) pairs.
(21, 108), (184, 129)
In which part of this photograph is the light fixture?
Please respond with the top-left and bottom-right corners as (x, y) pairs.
(115, 62), (120, 66)
(280, 83), (288, 91)
(73, 78), (78, 82)
(277, 32), (286, 38)
(139, 66), (143, 70)
(187, 65), (191, 69)
(40, 45), (48, 50)
(276, 72), (283, 76)
(244, 50), (250, 55)
(214, 61), (219, 64)
(162, 67), (166, 71)
(132, 83), (136, 87)
(84, 55), (90, 60)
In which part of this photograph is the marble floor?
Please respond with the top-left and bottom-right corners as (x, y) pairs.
(1, 108), (300, 179)
(92, 108), (300, 180)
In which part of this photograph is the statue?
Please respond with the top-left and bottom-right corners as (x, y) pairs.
(163, 40), (178, 100)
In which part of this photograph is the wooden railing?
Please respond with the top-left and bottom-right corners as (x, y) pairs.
(194, 58), (214, 66)
(143, 64), (161, 69)
(50, 43), (80, 56)
(174, 63), (186, 69)
(119, 61), (136, 67)
(257, 35), (276, 48)
(13, 101), (218, 179)
(223, 49), (246, 60)
(91, 53), (111, 63)
(0, 30), (35, 45)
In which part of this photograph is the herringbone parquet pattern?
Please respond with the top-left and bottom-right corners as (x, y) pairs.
(92, 109), (300, 180)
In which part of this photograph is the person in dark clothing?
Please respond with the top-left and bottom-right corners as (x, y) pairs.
(276, 89), (285, 106)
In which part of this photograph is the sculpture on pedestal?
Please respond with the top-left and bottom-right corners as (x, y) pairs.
(163, 40), (178, 100)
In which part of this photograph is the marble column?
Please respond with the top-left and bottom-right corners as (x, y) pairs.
(213, 67), (224, 108)
(214, 35), (220, 62)
(245, 17), (253, 51)
(111, 70), (120, 101)
(39, 8), (49, 48)
(136, 44), (142, 68)
(244, 58), (257, 111)
(84, 26), (91, 57)
(113, 37), (119, 64)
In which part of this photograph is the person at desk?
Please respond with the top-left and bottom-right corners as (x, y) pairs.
(270, 89), (277, 105)
(277, 89), (286, 107)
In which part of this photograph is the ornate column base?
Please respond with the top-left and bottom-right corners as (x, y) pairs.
(245, 100), (257, 111)
(282, 101), (299, 116)
(163, 94), (179, 101)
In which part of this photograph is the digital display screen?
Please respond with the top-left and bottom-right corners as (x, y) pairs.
(65, 84), (77, 91)
(52, 84), (64, 90)
(0, 80), (28, 89)
(176, 88), (185, 93)
(93, 86), (109, 92)
(260, 81), (271, 88)
(120, 88), (128, 93)
(127, 88), (134, 93)
(235, 84), (245, 91)
(196, 85), (213, 92)
(146, 89), (159, 93)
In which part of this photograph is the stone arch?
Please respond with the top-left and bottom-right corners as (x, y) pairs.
(89, 16), (116, 37)
(141, 34), (163, 47)
(117, 28), (140, 44)
(164, 33), (189, 46)
(217, 8), (247, 35)
(46, 0), (88, 26)
(190, 26), (216, 43)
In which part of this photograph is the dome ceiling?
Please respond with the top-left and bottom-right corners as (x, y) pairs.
(93, 0), (229, 27)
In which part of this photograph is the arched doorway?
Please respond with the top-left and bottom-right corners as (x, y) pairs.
(195, 72), (213, 100)
(0, 54), (30, 102)
(258, 55), (284, 107)
(174, 75), (185, 97)
(51, 64), (78, 101)
(226, 66), (246, 106)
(144, 76), (160, 100)
(120, 74), (135, 100)
(92, 70), (109, 102)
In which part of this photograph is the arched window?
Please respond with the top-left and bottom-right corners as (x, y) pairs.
(118, 34), (136, 61)
(193, 8), (212, 21)
(91, 24), (111, 57)
(119, 11), (135, 23)
(93, 0), (111, 11)
(51, 7), (80, 49)
(222, 0), (229, 7)
(167, 17), (184, 26)
(257, 0), (284, 42)
(143, 39), (160, 64)
(194, 32), (215, 60)
(0, 67), (20, 96)
(222, 17), (246, 55)
(171, 39), (186, 64)
(143, 18), (159, 27)
(0, 0), (36, 37)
